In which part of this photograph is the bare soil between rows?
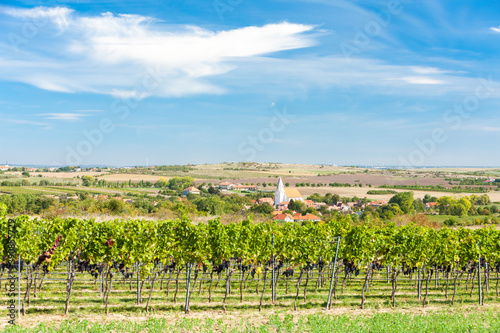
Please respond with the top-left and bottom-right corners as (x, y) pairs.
(6, 302), (500, 330)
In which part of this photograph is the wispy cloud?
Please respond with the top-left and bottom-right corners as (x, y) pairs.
(38, 113), (90, 121)
(399, 77), (446, 85)
(221, 56), (494, 97)
(482, 126), (500, 132)
(491, 26), (500, 33)
(2, 118), (51, 129)
(3, 6), (74, 31)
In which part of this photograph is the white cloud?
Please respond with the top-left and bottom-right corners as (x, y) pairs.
(483, 126), (500, 132)
(3, 6), (74, 31)
(491, 26), (500, 33)
(409, 66), (449, 75)
(73, 109), (104, 113)
(220, 55), (488, 97)
(1, 6), (498, 100)
(0, 7), (317, 98)
(1, 118), (51, 130)
(400, 76), (446, 85)
(39, 113), (89, 121)
(110, 90), (152, 100)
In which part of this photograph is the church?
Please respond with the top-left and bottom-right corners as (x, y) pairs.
(274, 178), (304, 206)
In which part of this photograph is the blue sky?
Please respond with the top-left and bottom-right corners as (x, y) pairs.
(1, 0), (500, 167)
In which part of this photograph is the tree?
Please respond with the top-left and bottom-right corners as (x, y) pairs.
(167, 177), (194, 192)
(304, 207), (318, 215)
(155, 177), (168, 188)
(22, 171), (30, 177)
(307, 193), (322, 202)
(437, 196), (472, 216)
(378, 203), (404, 220)
(82, 175), (94, 187)
(423, 194), (438, 204)
(207, 186), (220, 194)
(288, 199), (306, 213)
(388, 192), (414, 214)
(250, 203), (274, 214)
(413, 199), (425, 212)
(107, 199), (125, 213)
(194, 196), (227, 215)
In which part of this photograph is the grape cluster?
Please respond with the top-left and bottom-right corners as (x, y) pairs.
(35, 235), (63, 266)
(282, 268), (294, 277)
(212, 260), (230, 274)
(343, 259), (360, 276)
(75, 260), (106, 278)
(0, 260), (25, 272)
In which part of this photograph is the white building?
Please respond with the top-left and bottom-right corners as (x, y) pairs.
(274, 178), (304, 206)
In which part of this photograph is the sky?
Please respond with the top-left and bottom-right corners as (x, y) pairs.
(0, 0), (500, 167)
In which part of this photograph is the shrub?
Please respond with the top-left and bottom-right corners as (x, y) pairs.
(443, 218), (458, 227)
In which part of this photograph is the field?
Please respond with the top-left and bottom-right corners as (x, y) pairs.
(10, 172), (104, 179)
(427, 214), (497, 227)
(286, 186), (500, 202)
(3, 164), (500, 203)
(98, 174), (168, 182)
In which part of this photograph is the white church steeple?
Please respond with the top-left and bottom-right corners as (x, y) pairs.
(274, 177), (287, 206)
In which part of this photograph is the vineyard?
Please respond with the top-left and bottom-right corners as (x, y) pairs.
(2, 214), (500, 321)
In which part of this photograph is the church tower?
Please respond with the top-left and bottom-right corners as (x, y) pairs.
(274, 177), (287, 206)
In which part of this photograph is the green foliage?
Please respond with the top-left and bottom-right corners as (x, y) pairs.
(167, 176), (194, 191)
(3, 213), (500, 282)
(193, 196), (228, 215)
(412, 198), (425, 212)
(423, 194), (438, 203)
(0, 203), (6, 217)
(81, 175), (94, 187)
(388, 191), (414, 214)
(250, 203), (274, 214)
(366, 190), (397, 195)
(436, 196), (472, 216)
(7, 311), (500, 332)
(443, 218), (458, 226)
(306, 192), (341, 205)
(288, 199), (306, 213)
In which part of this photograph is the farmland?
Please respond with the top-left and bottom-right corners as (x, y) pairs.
(1, 163), (500, 228)
(2, 163), (500, 200)
(3, 215), (500, 331)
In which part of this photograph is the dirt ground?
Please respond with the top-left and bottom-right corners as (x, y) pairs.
(99, 174), (168, 182)
(277, 186), (500, 202)
(6, 303), (475, 330)
(9, 171), (106, 179)
(216, 173), (497, 190)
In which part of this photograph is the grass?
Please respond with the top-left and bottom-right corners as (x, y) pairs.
(0, 187), (63, 196)
(2, 263), (500, 316)
(3, 309), (500, 332)
(427, 214), (500, 226)
(3, 262), (500, 331)
(0, 185), (160, 198)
